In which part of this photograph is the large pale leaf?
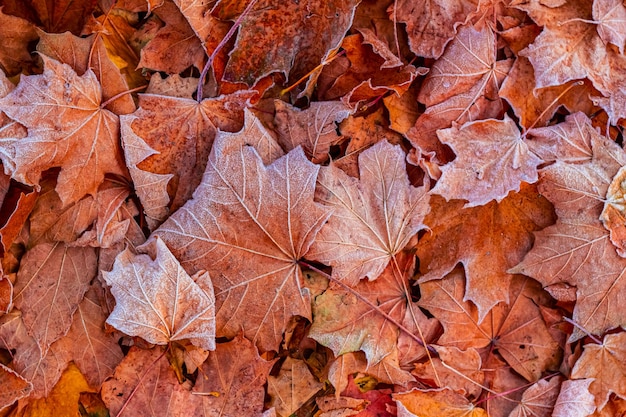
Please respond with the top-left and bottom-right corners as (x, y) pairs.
(103, 237), (216, 351)
(308, 140), (430, 286)
(153, 132), (331, 352)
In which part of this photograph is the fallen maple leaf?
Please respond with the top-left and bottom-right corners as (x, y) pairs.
(273, 100), (351, 164)
(432, 116), (542, 207)
(0, 56), (128, 207)
(309, 252), (436, 365)
(152, 131), (331, 352)
(193, 334), (275, 417)
(391, 0), (478, 59)
(308, 140), (430, 286)
(103, 237), (216, 351)
(0, 8), (37, 76)
(394, 387), (487, 417)
(416, 184), (555, 319)
(507, 376), (562, 417)
(101, 346), (204, 417)
(120, 89), (255, 224)
(0, 363), (32, 411)
(419, 269), (562, 382)
(13, 242), (98, 354)
(268, 357), (324, 417)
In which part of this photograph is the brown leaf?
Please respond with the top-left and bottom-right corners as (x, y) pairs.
(571, 333), (626, 410)
(120, 90), (254, 224)
(13, 242), (97, 354)
(309, 254), (436, 365)
(416, 184), (555, 318)
(0, 56), (128, 207)
(152, 133), (331, 352)
(218, 0), (360, 87)
(334, 108), (404, 178)
(0, 363), (32, 411)
(419, 270), (562, 382)
(308, 140), (430, 286)
(520, 0), (606, 89)
(552, 379), (596, 417)
(101, 346), (204, 417)
(193, 334), (275, 417)
(0, 311), (71, 398)
(103, 237), (216, 351)
(274, 100), (351, 164)
(63, 281), (124, 388)
(268, 357), (324, 417)
(412, 346), (484, 400)
(0, 8), (38, 76)
(391, 0), (478, 59)
(432, 116), (542, 207)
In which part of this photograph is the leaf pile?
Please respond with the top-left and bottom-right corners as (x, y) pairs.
(1, 0), (626, 416)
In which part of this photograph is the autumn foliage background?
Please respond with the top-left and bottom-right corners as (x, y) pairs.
(0, 0), (626, 415)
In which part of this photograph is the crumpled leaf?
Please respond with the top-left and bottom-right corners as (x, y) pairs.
(0, 56), (128, 207)
(571, 333), (626, 410)
(432, 116), (542, 207)
(416, 184), (556, 319)
(218, 0), (360, 86)
(308, 140), (430, 286)
(193, 334), (275, 417)
(268, 357), (324, 417)
(152, 131), (331, 352)
(103, 237), (216, 351)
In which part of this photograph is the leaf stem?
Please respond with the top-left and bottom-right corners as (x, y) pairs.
(196, 0), (259, 102)
(100, 85), (147, 110)
(563, 316), (603, 344)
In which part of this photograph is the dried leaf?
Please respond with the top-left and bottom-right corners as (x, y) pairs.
(0, 56), (128, 207)
(508, 376), (562, 417)
(432, 116), (542, 207)
(552, 379), (596, 417)
(103, 237), (216, 351)
(0, 363), (32, 411)
(309, 140), (430, 286)
(193, 334), (275, 417)
(416, 184), (555, 319)
(268, 357), (323, 417)
(394, 388), (487, 417)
